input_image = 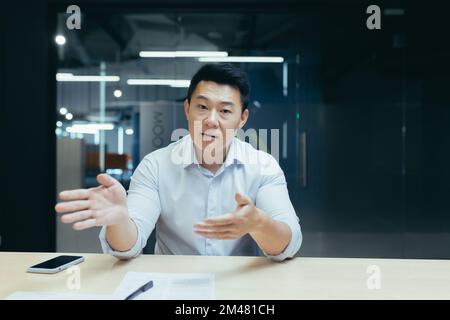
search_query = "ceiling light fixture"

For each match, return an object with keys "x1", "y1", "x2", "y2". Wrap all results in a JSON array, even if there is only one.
[
  {"x1": 139, "y1": 51, "x2": 228, "y2": 58},
  {"x1": 198, "y1": 56, "x2": 284, "y2": 63}
]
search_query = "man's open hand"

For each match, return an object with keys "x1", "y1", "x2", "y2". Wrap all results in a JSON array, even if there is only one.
[
  {"x1": 55, "y1": 174, "x2": 129, "y2": 230},
  {"x1": 194, "y1": 193, "x2": 263, "y2": 240}
]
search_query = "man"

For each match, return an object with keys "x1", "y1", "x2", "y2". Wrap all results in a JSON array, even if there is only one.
[{"x1": 56, "y1": 63, "x2": 302, "y2": 261}]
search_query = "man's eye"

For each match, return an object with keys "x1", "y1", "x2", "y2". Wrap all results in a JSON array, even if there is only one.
[
  {"x1": 198, "y1": 105, "x2": 207, "y2": 110},
  {"x1": 221, "y1": 109, "x2": 231, "y2": 114}
]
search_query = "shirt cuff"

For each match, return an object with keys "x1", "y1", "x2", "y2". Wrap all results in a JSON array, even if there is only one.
[
  {"x1": 263, "y1": 221, "x2": 302, "y2": 261},
  {"x1": 98, "y1": 222, "x2": 143, "y2": 260}
]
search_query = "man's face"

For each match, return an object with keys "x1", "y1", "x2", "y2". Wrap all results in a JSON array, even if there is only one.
[{"x1": 184, "y1": 80, "x2": 249, "y2": 158}]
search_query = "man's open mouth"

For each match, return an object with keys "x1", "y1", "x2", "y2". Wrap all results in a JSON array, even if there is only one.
[{"x1": 201, "y1": 132, "x2": 217, "y2": 139}]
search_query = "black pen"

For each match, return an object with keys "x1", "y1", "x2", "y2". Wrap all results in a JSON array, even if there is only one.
[{"x1": 124, "y1": 280, "x2": 154, "y2": 300}]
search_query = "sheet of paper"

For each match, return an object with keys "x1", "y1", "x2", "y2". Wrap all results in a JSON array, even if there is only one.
[
  {"x1": 114, "y1": 271, "x2": 215, "y2": 300},
  {"x1": 5, "y1": 271, "x2": 215, "y2": 300},
  {"x1": 4, "y1": 291, "x2": 114, "y2": 300}
]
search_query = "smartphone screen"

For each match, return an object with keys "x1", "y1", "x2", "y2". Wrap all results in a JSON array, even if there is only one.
[{"x1": 30, "y1": 255, "x2": 83, "y2": 269}]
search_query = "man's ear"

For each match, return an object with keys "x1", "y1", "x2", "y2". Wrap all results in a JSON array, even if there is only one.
[
  {"x1": 183, "y1": 99, "x2": 190, "y2": 120},
  {"x1": 239, "y1": 108, "x2": 249, "y2": 129}
]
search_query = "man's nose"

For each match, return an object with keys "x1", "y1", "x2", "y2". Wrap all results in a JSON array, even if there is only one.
[{"x1": 204, "y1": 110, "x2": 219, "y2": 127}]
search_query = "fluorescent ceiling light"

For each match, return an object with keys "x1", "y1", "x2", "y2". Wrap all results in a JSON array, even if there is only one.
[
  {"x1": 139, "y1": 51, "x2": 228, "y2": 58},
  {"x1": 127, "y1": 79, "x2": 191, "y2": 88},
  {"x1": 170, "y1": 80, "x2": 191, "y2": 88},
  {"x1": 65, "y1": 113, "x2": 73, "y2": 120},
  {"x1": 71, "y1": 123, "x2": 114, "y2": 130},
  {"x1": 66, "y1": 127, "x2": 98, "y2": 134},
  {"x1": 198, "y1": 56, "x2": 284, "y2": 63},
  {"x1": 125, "y1": 129, "x2": 134, "y2": 135},
  {"x1": 56, "y1": 73, "x2": 120, "y2": 82},
  {"x1": 57, "y1": 73, "x2": 73, "y2": 78},
  {"x1": 66, "y1": 123, "x2": 114, "y2": 134}
]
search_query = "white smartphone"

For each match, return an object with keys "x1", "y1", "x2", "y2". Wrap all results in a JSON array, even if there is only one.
[{"x1": 27, "y1": 255, "x2": 85, "y2": 274}]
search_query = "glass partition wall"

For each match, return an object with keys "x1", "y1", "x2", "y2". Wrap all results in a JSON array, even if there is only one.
[{"x1": 54, "y1": 5, "x2": 450, "y2": 258}]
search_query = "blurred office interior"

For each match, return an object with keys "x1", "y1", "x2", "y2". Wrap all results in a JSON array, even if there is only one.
[{"x1": 1, "y1": 0, "x2": 449, "y2": 258}]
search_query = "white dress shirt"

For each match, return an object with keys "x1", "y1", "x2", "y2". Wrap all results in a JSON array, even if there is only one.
[{"x1": 99, "y1": 134, "x2": 302, "y2": 261}]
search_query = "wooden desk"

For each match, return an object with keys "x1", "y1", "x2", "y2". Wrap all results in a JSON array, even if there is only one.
[{"x1": 1, "y1": 252, "x2": 450, "y2": 299}]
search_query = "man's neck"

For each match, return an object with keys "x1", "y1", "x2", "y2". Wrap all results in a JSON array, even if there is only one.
[
  {"x1": 201, "y1": 162, "x2": 221, "y2": 174},
  {"x1": 195, "y1": 143, "x2": 231, "y2": 174}
]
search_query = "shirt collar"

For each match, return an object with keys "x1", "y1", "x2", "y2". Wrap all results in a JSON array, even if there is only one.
[{"x1": 224, "y1": 137, "x2": 245, "y2": 167}]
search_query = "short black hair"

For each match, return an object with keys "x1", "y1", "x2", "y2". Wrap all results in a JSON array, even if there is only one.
[{"x1": 187, "y1": 63, "x2": 250, "y2": 111}]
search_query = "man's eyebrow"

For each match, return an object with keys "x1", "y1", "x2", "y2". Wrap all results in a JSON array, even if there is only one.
[
  {"x1": 195, "y1": 95, "x2": 235, "y2": 106},
  {"x1": 195, "y1": 95, "x2": 209, "y2": 101},
  {"x1": 220, "y1": 101, "x2": 235, "y2": 107}
]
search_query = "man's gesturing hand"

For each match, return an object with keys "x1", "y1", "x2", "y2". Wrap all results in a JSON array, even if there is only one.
[
  {"x1": 55, "y1": 173, "x2": 129, "y2": 230},
  {"x1": 194, "y1": 192, "x2": 264, "y2": 240}
]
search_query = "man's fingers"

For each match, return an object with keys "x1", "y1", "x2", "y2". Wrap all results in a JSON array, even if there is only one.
[
  {"x1": 55, "y1": 200, "x2": 90, "y2": 213},
  {"x1": 73, "y1": 219, "x2": 98, "y2": 231},
  {"x1": 194, "y1": 229, "x2": 234, "y2": 240},
  {"x1": 96, "y1": 173, "x2": 117, "y2": 188},
  {"x1": 235, "y1": 192, "x2": 251, "y2": 206},
  {"x1": 60, "y1": 210, "x2": 93, "y2": 224},
  {"x1": 194, "y1": 223, "x2": 234, "y2": 233},
  {"x1": 59, "y1": 189, "x2": 90, "y2": 201},
  {"x1": 202, "y1": 213, "x2": 234, "y2": 225}
]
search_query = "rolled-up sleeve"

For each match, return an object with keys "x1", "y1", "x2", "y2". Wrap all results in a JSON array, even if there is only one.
[
  {"x1": 255, "y1": 154, "x2": 303, "y2": 261},
  {"x1": 99, "y1": 155, "x2": 161, "y2": 259}
]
